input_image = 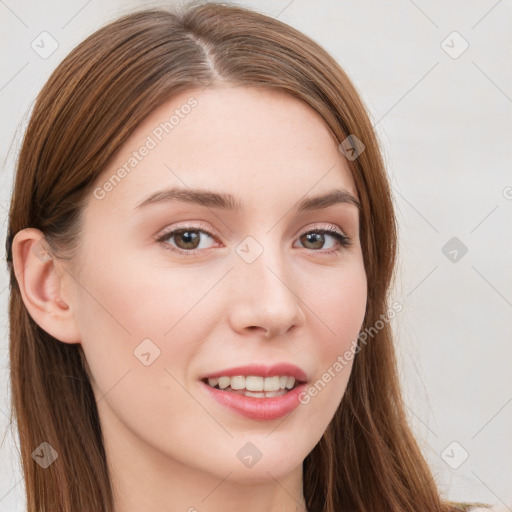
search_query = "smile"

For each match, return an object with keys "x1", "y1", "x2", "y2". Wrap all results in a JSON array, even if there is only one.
[{"x1": 203, "y1": 374, "x2": 299, "y2": 397}]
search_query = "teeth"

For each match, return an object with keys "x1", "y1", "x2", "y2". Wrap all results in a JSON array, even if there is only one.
[
  {"x1": 230, "y1": 376, "x2": 245, "y2": 390},
  {"x1": 206, "y1": 375, "x2": 299, "y2": 392},
  {"x1": 263, "y1": 376, "x2": 279, "y2": 391},
  {"x1": 245, "y1": 376, "x2": 264, "y2": 391},
  {"x1": 244, "y1": 389, "x2": 287, "y2": 398},
  {"x1": 218, "y1": 376, "x2": 230, "y2": 389},
  {"x1": 244, "y1": 391, "x2": 263, "y2": 398},
  {"x1": 264, "y1": 390, "x2": 287, "y2": 398}
]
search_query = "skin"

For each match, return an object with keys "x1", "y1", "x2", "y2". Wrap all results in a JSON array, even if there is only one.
[{"x1": 13, "y1": 85, "x2": 367, "y2": 512}]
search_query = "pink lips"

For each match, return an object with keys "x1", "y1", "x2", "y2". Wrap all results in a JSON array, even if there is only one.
[
  {"x1": 200, "y1": 363, "x2": 308, "y2": 421},
  {"x1": 200, "y1": 363, "x2": 308, "y2": 382},
  {"x1": 201, "y1": 381, "x2": 307, "y2": 420}
]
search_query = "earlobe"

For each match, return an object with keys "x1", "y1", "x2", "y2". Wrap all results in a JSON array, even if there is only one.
[{"x1": 11, "y1": 228, "x2": 81, "y2": 344}]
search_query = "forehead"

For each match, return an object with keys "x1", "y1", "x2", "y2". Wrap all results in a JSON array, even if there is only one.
[{"x1": 89, "y1": 85, "x2": 357, "y2": 215}]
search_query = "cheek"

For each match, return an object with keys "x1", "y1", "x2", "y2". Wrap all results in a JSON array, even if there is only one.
[
  {"x1": 308, "y1": 261, "x2": 367, "y2": 350},
  {"x1": 71, "y1": 249, "x2": 216, "y2": 398},
  {"x1": 299, "y1": 260, "x2": 366, "y2": 406},
  {"x1": 72, "y1": 256, "x2": 216, "y2": 450}
]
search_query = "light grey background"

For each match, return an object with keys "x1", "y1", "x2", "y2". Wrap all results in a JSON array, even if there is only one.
[{"x1": 1, "y1": 1, "x2": 511, "y2": 510}]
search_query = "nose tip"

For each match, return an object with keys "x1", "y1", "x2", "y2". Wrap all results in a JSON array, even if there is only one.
[
  {"x1": 229, "y1": 259, "x2": 306, "y2": 338},
  {"x1": 246, "y1": 323, "x2": 297, "y2": 338}
]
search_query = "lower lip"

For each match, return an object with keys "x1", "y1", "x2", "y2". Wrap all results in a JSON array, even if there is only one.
[{"x1": 200, "y1": 381, "x2": 307, "y2": 421}]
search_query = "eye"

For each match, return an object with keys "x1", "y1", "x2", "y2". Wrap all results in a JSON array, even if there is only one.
[
  {"x1": 155, "y1": 223, "x2": 218, "y2": 256},
  {"x1": 155, "y1": 223, "x2": 351, "y2": 256},
  {"x1": 295, "y1": 224, "x2": 351, "y2": 255}
]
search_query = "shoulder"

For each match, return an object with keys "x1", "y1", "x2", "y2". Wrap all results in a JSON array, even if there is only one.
[
  {"x1": 469, "y1": 504, "x2": 512, "y2": 512},
  {"x1": 444, "y1": 502, "x2": 492, "y2": 511},
  {"x1": 446, "y1": 502, "x2": 511, "y2": 512}
]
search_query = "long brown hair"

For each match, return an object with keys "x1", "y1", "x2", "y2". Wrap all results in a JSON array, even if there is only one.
[{"x1": 4, "y1": 2, "x2": 480, "y2": 511}]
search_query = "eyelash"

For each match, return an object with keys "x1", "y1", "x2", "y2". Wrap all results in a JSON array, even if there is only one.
[{"x1": 155, "y1": 222, "x2": 351, "y2": 257}]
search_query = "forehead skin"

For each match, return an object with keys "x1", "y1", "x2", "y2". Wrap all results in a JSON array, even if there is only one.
[{"x1": 85, "y1": 85, "x2": 360, "y2": 241}]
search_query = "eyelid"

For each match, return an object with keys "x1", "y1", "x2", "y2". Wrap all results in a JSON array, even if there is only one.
[
  {"x1": 301, "y1": 222, "x2": 348, "y2": 238},
  {"x1": 154, "y1": 221, "x2": 216, "y2": 240},
  {"x1": 155, "y1": 221, "x2": 351, "y2": 255},
  {"x1": 155, "y1": 221, "x2": 348, "y2": 240}
]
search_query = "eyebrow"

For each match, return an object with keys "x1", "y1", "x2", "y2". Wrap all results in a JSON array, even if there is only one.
[{"x1": 135, "y1": 187, "x2": 361, "y2": 212}]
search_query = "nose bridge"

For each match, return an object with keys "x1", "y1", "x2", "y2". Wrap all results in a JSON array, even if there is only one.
[
  {"x1": 229, "y1": 231, "x2": 306, "y2": 336},
  {"x1": 237, "y1": 229, "x2": 289, "y2": 294}
]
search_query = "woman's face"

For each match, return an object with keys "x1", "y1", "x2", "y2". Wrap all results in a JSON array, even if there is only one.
[{"x1": 65, "y1": 86, "x2": 367, "y2": 486}]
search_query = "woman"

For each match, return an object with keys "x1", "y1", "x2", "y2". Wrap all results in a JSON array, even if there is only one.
[{"x1": 3, "y1": 2, "x2": 498, "y2": 511}]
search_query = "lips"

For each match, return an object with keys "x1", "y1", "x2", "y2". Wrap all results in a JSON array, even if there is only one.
[
  {"x1": 200, "y1": 363, "x2": 308, "y2": 382},
  {"x1": 201, "y1": 380, "x2": 307, "y2": 420},
  {"x1": 199, "y1": 363, "x2": 308, "y2": 421}
]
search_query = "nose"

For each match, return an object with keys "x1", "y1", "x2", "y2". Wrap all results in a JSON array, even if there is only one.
[{"x1": 228, "y1": 245, "x2": 306, "y2": 338}]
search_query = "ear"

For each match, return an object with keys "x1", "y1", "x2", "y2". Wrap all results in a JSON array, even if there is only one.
[{"x1": 11, "y1": 228, "x2": 81, "y2": 344}]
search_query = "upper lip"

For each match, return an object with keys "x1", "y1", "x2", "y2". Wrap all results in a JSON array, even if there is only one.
[{"x1": 200, "y1": 363, "x2": 308, "y2": 383}]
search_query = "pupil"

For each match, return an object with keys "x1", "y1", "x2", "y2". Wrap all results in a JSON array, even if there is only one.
[
  {"x1": 304, "y1": 232, "x2": 323, "y2": 249},
  {"x1": 179, "y1": 230, "x2": 199, "y2": 249}
]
